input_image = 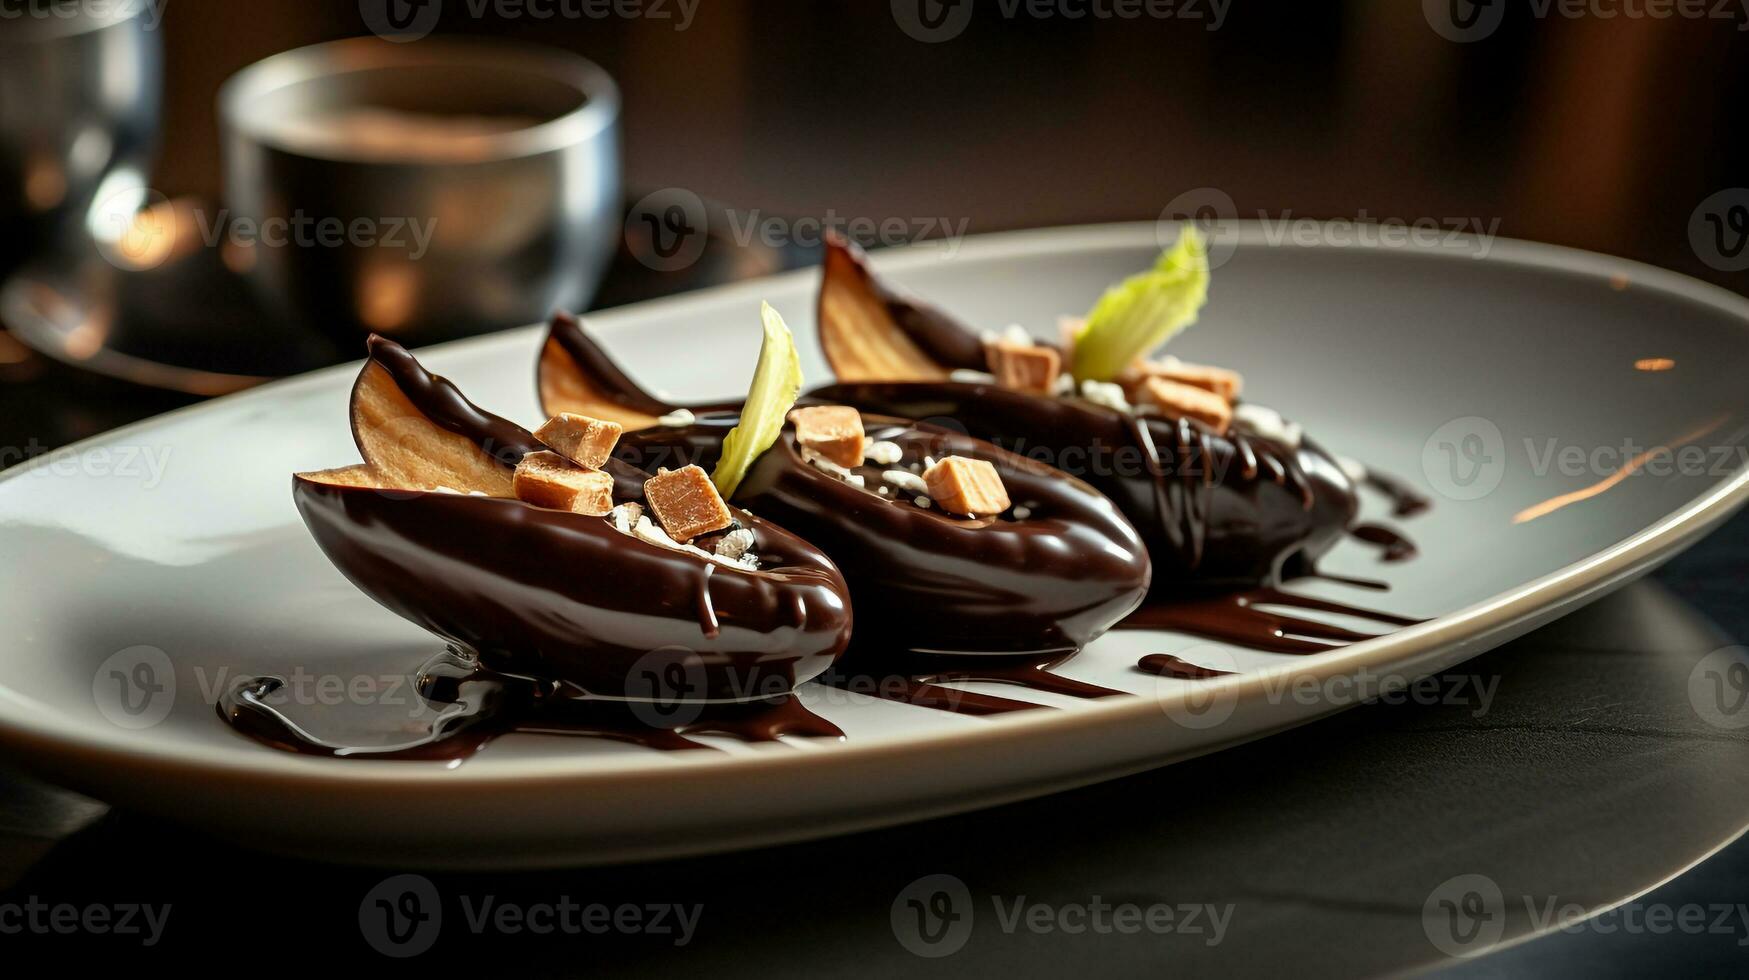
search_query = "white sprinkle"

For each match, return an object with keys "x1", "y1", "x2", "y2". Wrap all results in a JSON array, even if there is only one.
[
  {"x1": 1232, "y1": 403, "x2": 1304, "y2": 449},
  {"x1": 878, "y1": 486, "x2": 891, "y2": 495},
  {"x1": 923, "y1": 455, "x2": 938, "y2": 470},
  {"x1": 803, "y1": 450, "x2": 864, "y2": 486},
  {"x1": 714, "y1": 527, "x2": 756, "y2": 561},
  {"x1": 1012, "y1": 506, "x2": 1032, "y2": 520},
  {"x1": 608, "y1": 502, "x2": 645, "y2": 533},
  {"x1": 633, "y1": 515, "x2": 677, "y2": 548},
  {"x1": 657, "y1": 408, "x2": 696, "y2": 427},
  {"x1": 865, "y1": 440, "x2": 903, "y2": 465},
  {"x1": 883, "y1": 469, "x2": 928, "y2": 494},
  {"x1": 1078, "y1": 379, "x2": 1131, "y2": 414},
  {"x1": 1336, "y1": 455, "x2": 1368, "y2": 484},
  {"x1": 981, "y1": 323, "x2": 1034, "y2": 347},
  {"x1": 914, "y1": 495, "x2": 932, "y2": 509},
  {"x1": 949, "y1": 369, "x2": 996, "y2": 385}
]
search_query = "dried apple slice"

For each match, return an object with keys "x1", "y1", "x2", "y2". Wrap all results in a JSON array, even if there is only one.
[
  {"x1": 349, "y1": 336, "x2": 534, "y2": 497},
  {"x1": 818, "y1": 233, "x2": 988, "y2": 382},
  {"x1": 538, "y1": 311, "x2": 678, "y2": 430}
]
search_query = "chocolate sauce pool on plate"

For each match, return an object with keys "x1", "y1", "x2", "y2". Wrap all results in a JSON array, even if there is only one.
[{"x1": 218, "y1": 649, "x2": 843, "y2": 762}]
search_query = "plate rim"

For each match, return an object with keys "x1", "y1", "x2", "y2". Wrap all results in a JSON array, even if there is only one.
[{"x1": 3, "y1": 220, "x2": 1748, "y2": 788}]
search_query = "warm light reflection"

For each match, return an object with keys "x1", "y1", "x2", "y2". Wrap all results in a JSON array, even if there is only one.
[
  {"x1": 1513, "y1": 415, "x2": 1730, "y2": 524},
  {"x1": 358, "y1": 265, "x2": 419, "y2": 333},
  {"x1": 1634, "y1": 357, "x2": 1675, "y2": 372}
]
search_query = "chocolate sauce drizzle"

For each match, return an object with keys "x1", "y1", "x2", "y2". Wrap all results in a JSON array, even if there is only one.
[
  {"x1": 1119, "y1": 588, "x2": 1423, "y2": 656},
  {"x1": 218, "y1": 649, "x2": 844, "y2": 762},
  {"x1": 1350, "y1": 523, "x2": 1419, "y2": 563},
  {"x1": 1136, "y1": 654, "x2": 1235, "y2": 679}
]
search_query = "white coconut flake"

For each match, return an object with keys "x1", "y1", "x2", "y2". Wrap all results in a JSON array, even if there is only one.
[
  {"x1": 1232, "y1": 403, "x2": 1304, "y2": 449},
  {"x1": 803, "y1": 450, "x2": 864, "y2": 487},
  {"x1": 1012, "y1": 506, "x2": 1032, "y2": 520},
  {"x1": 883, "y1": 469, "x2": 928, "y2": 494},
  {"x1": 608, "y1": 502, "x2": 645, "y2": 534},
  {"x1": 864, "y1": 440, "x2": 903, "y2": 465},
  {"x1": 657, "y1": 408, "x2": 696, "y2": 427},
  {"x1": 714, "y1": 527, "x2": 756, "y2": 561},
  {"x1": 1079, "y1": 379, "x2": 1131, "y2": 414},
  {"x1": 949, "y1": 369, "x2": 996, "y2": 385},
  {"x1": 914, "y1": 495, "x2": 932, "y2": 509},
  {"x1": 1336, "y1": 455, "x2": 1368, "y2": 484},
  {"x1": 1052, "y1": 372, "x2": 1076, "y2": 396}
]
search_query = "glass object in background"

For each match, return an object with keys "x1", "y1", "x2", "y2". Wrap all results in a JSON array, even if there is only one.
[
  {"x1": 219, "y1": 36, "x2": 622, "y2": 347},
  {"x1": 0, "y1": 0, "x2": 162, "y2": 276}
]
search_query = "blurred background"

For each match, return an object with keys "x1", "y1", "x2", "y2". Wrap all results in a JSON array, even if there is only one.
[{"x1": 3, "y1": 1, "x2": 1749, "y2": 973}]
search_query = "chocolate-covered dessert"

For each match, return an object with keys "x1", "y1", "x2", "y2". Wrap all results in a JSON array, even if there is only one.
[
  {"x1": 290, "y1": 336, "x2": 854, "y2": 702},
  {"x1": 541, "y1": 309, "x2": 1152, "y2": 658}
]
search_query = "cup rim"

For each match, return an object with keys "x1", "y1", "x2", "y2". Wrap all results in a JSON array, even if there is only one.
[
  {"x1": 0, "y1": 0, "x2": 154, "y2": 43},
  {"x1": 217, "y1": 35, "x2": 621, "y2": 164}
]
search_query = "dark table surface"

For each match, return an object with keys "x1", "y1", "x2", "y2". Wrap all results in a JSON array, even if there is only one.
[{"x1": 6, "y1": 4, "x2": 1749, "y2": 973}]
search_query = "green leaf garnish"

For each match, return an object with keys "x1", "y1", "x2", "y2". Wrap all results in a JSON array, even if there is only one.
[
  {"x1": 1070, "y1": 224, "x2": 1211, "y2": 383},
  {"x1": 713, "y1": 301, "x2": 803, "y2": 498}
]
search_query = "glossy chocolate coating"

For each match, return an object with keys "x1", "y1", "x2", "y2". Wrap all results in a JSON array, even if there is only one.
[
  {"x1": 808, "y1": 381, "x2": 1358, "y2": 591},
  {"x1": 621, "y1": 414, "x2": 1151, "y2": 657},
  {"x1": 298, "y1": 339, "x2": 853, "y2": 701}
]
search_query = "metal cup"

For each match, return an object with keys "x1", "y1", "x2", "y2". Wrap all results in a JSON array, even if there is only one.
[
  {"x1": 218, "y1": 36, "x2": 621, "y2": 347},
  {"x1": 0, "y1": 0, "x2": 162, "y2": 268}
]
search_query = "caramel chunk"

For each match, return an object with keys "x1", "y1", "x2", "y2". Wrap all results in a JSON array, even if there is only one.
[
  {"x1": 644, "y1": 465, "x2": 734, "y2": 542},
  {"x1": 788, "y1": 405, "x2": 866, "y2": 469},
  {"x1": 1124, "y1": 358, "x2": 1243, "y2": 402},
  {"x1": 1138, "y1": 376, "x2": 1233, "y2": 434},
  {"x1": 923, "y1": 456, "x2": 1012, "y2": 518},
  {"x1": 533, "y1": 412, "x2": 624, "y2": 469},
  {"x1": 513, "y1": 451, "x2": 615, "y2": 515},
  {"x1": 985, "y1": 340, "x2": 1062, "y2": 395}
]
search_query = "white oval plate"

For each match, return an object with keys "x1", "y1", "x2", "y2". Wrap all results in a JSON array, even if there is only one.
[{"x1": 3, "y1": 223, "x2": 1747, "y2": 869}]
